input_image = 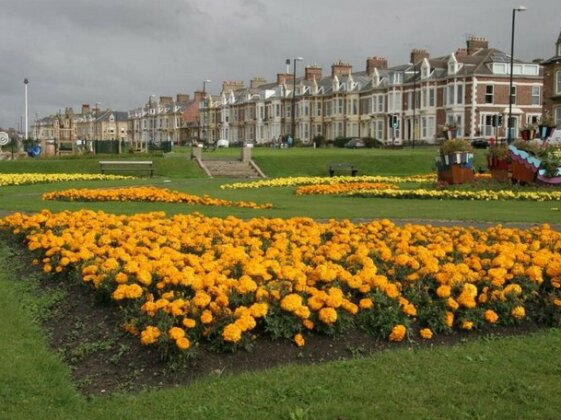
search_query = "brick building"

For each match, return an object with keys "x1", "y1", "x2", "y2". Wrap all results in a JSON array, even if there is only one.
[
  {"x1": 542, "y1": 28, "x2": 561, "y2": 127},
  {"x1": 205, "y1": 35, "x2": 543, "y2": 145}
]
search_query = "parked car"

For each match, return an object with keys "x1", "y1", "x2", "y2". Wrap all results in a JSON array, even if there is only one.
[
  {"x1": 216, "y1": 139, "x2": 229, "y2": 148},
  {"x1": 344, "y1": 138, "x2": 365, "y2": 149},
  {"x1": 471, "y1": 138, "x2": 489, "y2": 149}
]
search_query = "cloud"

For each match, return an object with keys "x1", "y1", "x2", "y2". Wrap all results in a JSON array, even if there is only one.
[{"x1": 0, "y1": 0, "x2": 559, "y2": 128}]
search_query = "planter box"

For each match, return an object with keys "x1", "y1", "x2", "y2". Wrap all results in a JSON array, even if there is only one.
[
  {"x1": 438, "y1": 165, "x2": 475, "y2": 184},
  {"x1": 511, "y1": 159, "x2": 537, "y2": 184},
  {"x1": 490, "y1": 169, "x2": 510, "y2": 182}
]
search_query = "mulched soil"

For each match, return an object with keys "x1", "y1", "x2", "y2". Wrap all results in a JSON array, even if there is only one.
[{"x1": 6, "y1": 244, "x2": 540, "y2": 397}]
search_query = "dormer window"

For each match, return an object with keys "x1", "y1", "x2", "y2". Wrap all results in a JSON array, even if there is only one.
[
  {"x1": 421, "y1": 58, "x2": 430, "y2": 79},
  {"x1": 448, "y1": 54, "x2": 459, "y2": 75}
]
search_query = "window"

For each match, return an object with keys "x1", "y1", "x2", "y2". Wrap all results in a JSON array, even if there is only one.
[
  {"x1": 377, "y1": 95, "x2": 384, "y2": 113},
  {"x1": 447, "y1": 85, "x2": 454, "y2": 105},
  {"x1": 429, "y1": 88, "x2": 435, "y2": 107},
  {"x1": 485, "y1": 85, "x2": 493, "y2": 104},
  {"x1": 375, "y1": 120, "x2": 384, "y2": 140},
  {"x1": 556, "y1": 71, "x2": 561, "y2": 95},
  {"x1": 532, "y1": 86, "x2": 541, "y2": 106},
  {"x1": 317, "y1": 102, "x2": 322, "y2": 116},
  {"x1": 456, "y1": 84, "x2": 463, "y2": 105},
  {"x1": 555, "y1": 107, "x2": 561, "y2": 128},
  {"x1": 510, "y1": 86, "x2": 517, "y2": 105},
  {"x1": 337, "y1": 98, "x2": 344, "y2": 114}
]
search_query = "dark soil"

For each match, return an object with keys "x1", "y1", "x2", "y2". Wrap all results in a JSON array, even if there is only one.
[{"x1": 3, "y1": 238, "x2": 547, "y2": 397}]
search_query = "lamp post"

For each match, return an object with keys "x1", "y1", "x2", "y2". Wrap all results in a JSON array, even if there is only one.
[
  {"x1": 289, "y1": 57, "x2": 303, "y2": 144},
  {"x1": 507, "y1": 5, "x2": 526, "y2": 144},
  {"x1": 24, "y1": 78, "x2": 29, "y2": 140}
]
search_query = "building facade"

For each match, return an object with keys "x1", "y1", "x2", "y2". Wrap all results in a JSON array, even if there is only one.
[
  {"x1": 542, "y1": 28, "x2": 561, "y2": 127},
  {"x1": 204, "y1": 36, "x2": 543, "y2": 145}
]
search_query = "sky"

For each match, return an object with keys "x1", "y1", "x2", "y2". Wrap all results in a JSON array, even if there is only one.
[{"x1": 1, "y1": 0, "x2": 560, "y2": 131}]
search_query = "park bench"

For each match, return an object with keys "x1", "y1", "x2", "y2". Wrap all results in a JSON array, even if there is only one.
[
  {"x1": 328, "y1": 162, "x2": 358, "y2": 177},
  {"x1": 99, "y1": 160, "x2": 154, "y2": 177}
]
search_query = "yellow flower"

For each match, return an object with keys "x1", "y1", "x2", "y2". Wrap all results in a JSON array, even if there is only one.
[
  {"x1": 389, "y1": 324, "x2": 406, "y2": 342},
  {"x1": 359, "y1": 298, "x2": 373, "y2": 309},
  {"x1": 318, "y1": 307, "x2": 338, "y2": 325},
  {"x1": 182, "y1": 318, "x2": 197, "y2": 329},
  {"x1": 280, "y1": 293, "x2": 303, "y2": 312},
  {"x1": 140, "y1": 326, "x2": 161, "y2": 345},
  {"x1": 461, "y1": 320, "x2": 474, "y2": 330},
  {"x1": 222, "y1": 323, "x2": 242, "y2": 343},
  {"x1": 436, "y1": 285, "x2": 451, "y2": 299},
  {"x1": 176, "y1": 337, "x2": 190, "y2": 350},
  {"x1": 511, "y1": 306, "x2": 526, "y2": 320},
  {"x1": 420, "y1": 328, "x2": 433, "y2": 340},
  {"x1": 168, "y1": 327, "x2": 186, "y2": 340},
  {"x1": 484, "y1": 310, "x2": 499, "y2": 324},
  {"x1": 200, "y1": 310, "x2": 213, "y2": 324},
  {"x1": 445, "y1": 311, "x2": 454, "y2": 328},
  {"x1": 294, "y1": 333, "x2": 305, "y2": 347}
]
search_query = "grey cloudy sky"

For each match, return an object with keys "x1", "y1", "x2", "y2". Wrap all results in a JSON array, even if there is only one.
[{"x1": 1, "y1": 0, "x2": 560, "y2": 130}]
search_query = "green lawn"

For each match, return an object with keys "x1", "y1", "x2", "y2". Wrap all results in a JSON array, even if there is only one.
[{"x1": 1, "y1": 147, "x2": 561, "y2": 419}]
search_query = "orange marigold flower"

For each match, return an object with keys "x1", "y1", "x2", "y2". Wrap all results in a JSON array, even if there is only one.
[
  {"x1": 420, "y1": 328, "x2": 433, "y2": 340},
  {"x1": 302, "y1": 319, "x2": 314, "y2": 330},
  {"x1": 222, "y1": 323, "x2": 242, "y2": 343},
  {"x1": 445, "y1": 311, "x2": 454, "y2": 328},
  {"x1": 193, "y1": 291, "x2": 212, "y2": 308},
  {"x1": 249, "y1": 302, "x2": 269, "y2": 318},
  {"x1": 280, "y1": 293, "x2": 303, "y2": 312},
  {"x1": 140, "y1": 325, "x2": 161, "y2": 345},
  {"x1": 389, "y1": 324, "x2": 407, "y2": 342},
  {"x1": 436, "y1": 285, "x2": 451, "y2": 299},
  {"x1": 182, "y1": 318, "x2": 197, "y2": 329},
  {"x1": 294, "y1": 333, "x2": 305, "y2": 347},
  {"x1": 461, "y1": 320, "x2": 474, "y2": 330},
  {"x1": 318, "y1": 307, "x2": 338, "y2": 324},
  {"x1": 200, "y1": 310, "x2": 213, "y2": 324},
  {"x1": 359, "y1": 298, "x2": 373, "y2": 309},
  {"x1": 484, "y1": 310, "x2": 499, "y2": 324},
  {"x1": 176, "y1": 337, "x2": 190, "y2": 350},
  {"x1": 168, "y1": 327, "x2": 186, "y2": 340},
  {"x1": 511, "y1": 306, "x2": 525, "y2": 320}
]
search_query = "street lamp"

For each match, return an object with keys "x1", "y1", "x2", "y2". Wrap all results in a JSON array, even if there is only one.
[
  {"x1": 507, "y1": 5, "x2": 526, "y2": 144},
  {"x1": 289, "y1": 57, "x2": 303, "y2": 143},
  {"x1": 24, "y1": 78, "x2": 29, "y2": 140}
]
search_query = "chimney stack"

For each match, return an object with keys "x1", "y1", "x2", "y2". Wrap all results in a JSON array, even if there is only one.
[
  {"x1": 410, "y1": 49, "x2": 429, "y2": 64},
  {"x1": 304, "y1": 65, "x2": 323, "y2": 81},
  {"x1": 331, "y1": 60, "x2": 353, "y2": 78},
  {"x1": 222, "y1": 80, "x2": 245, "y2": 94},
  {"x1": 81, "y1": 104, "x2": 91, "y2": 114},
  {"x1": 366, "y1": 57, "x2": 388, "y2": 75},
  {"x1": 466, "y1": 36, "x2": 489, "y2": 55},
  {"x1": 276, "y1": 73, "x2": 294, "y2": 85},
  {"x1": 159, "y1": 96, "x2": 173, "y2": 105},
  {"x1": 176, "y1": 94, "x2": 190, "y2": 104},
  {"x1": 250, "y1": 77, "x2": 268, "y2": 89}
]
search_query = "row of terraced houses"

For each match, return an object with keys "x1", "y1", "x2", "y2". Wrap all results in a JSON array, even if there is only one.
[{"x1": 33, "y1": 33, "x2": 561, "y2": 152}]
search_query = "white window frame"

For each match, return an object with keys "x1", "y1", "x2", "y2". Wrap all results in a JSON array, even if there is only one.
[
  {"x1": 531, "y1": 86, "x2": 541, "y2": 106},
  {"x1": 485, "y1": 85, "x2": 494, "y2": 104},
  {"x1": 556, "y1": 71, "x2": 561, "y2": 95},
  {"x1": 555, "y1": 107, "x2": 561, "y2": 128}
]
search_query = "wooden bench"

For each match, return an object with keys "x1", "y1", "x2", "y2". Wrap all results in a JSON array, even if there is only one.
[
  {"x1": 99, "y1": 160, "x2": 154, "y2": 177},
  {"x1": 328, "y1": 162, "x2": 358, "y2": 177}
]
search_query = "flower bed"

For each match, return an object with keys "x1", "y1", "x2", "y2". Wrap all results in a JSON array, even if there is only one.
[
  {"x1": 296, "y1": 183, "x2": 398, "y2": 196},
  {"x1": 221, "y1": 175, "x2": 434, "y2": 190},
  {"x1": 42, "y1": 186, "x2": 272, "y2": 209},
  {"x1": 349, "y1": 188, "x2": 561, "y2": 201},
  {"x1": 1, "y1": 210, "x2": 560, "y2": 357},
  {"x1": 0, "y1": 173, "x2": 132, "y2": 187}
]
